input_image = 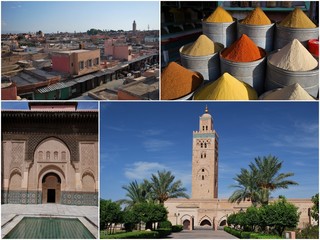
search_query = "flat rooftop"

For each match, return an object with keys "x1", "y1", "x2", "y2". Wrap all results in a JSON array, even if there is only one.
[
  {"x1": 53, "y1": 49, "x2": 93, "y2": 55},
  {"x1": 119, "y1": 76, "x2": 159, "y2": 100}
]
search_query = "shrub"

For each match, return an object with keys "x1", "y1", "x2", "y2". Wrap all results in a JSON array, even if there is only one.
[
  {"x1": 102, "y1": 230, "x2": 159, "y2": 239},
  {"x1": 172, "y1": 225, "x2": 183, "y2": 232},
  {"x1": 227, "y1": 228, "x2": 242, "y2": 238},
  {"x1": 296, "y1": 224, "x2": 319, "y2": 239},
  {"x1": 158, "y1": 220, "x2": 172, "y2": 229},
  {"x1": 156, "y1": 228, "x2": 172, "y2": 238},
  {"x1": 253, "y1": 234, "x2": 282, "y2": 239},
  {"x1": 241, "y1": 231, "x2": 251, "y2": 239},
  {"x1": 224, "y1": 226, "x2": 232, "y2": 233}
]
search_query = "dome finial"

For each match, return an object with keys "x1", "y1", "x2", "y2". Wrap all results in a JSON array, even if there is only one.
[{"x1": 205, "y1": 105, "x2": 209, "y2": 113}]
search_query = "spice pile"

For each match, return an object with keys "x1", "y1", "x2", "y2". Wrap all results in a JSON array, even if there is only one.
[
  {"x1": 161, "y1": 62, "x2": 203, "y2": 100},
  {"x1": 269, "y1": 39, "x2": 318, "y2": 71},
  {"x1": 262, "y1": 83, "x2": 314, "y2": 100},
  {"x1": 205, "y1": 6, "x2": 233, "y2": 23},
  {"x1": 194, "y1": 72, "x2": 258, "y2": 100},
  {"x1": 181, "y1": 35, "x2": 223, "y2": 57},
  {"x1": 279, "y1": 8, "x2": 317, "y2": 28},
  {"x1": 241, "y1": 7, "x2": 272, "y2": 25},
  {"x1": 221, "y1": 34, "x2": 265, "y2": 62}
]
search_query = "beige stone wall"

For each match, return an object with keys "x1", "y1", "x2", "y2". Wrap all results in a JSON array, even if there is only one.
[
  {"x1": 2, "y1": 137, "x2": 98, "y2": 196},
  {"x1": 165, "y1": 198, "x2": 313, "y2": 229},
  {"x1": 2, "y1": 140, "x2": 26, "y2": 191}
]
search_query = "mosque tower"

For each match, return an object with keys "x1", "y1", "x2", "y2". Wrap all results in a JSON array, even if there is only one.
[
  {"x1": 133, "y1": 20, "x2": 136, "y2": 33},
  {"x1": 191, "y1": 106, "x2": 219, "y2": 199}
]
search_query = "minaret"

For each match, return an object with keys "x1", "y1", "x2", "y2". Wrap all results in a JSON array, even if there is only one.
[
  {"x1": 133, "y1": 20, "x2": 137, "y2": 33},
  {"x1": 191, "y1": 106, "x2": 219, "y2": 199}
]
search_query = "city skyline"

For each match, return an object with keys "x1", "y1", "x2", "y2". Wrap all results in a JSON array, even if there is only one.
[
  {"x1": 2, "y1": 1, "x2": 159, "y2": 34},
  {"x1": 100, "y1": 102, "x2": 319, "y2": 202}
]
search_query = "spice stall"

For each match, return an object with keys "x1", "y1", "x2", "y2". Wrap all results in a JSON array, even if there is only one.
[{"x1": 160, "y1": 1, "x2": 319, "y2": 100}]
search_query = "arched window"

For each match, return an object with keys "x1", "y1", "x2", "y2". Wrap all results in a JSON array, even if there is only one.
[
  {"x1": 204, "y1": 143, "x2": 207, "y2": 148},
  {"x1": 201, "y1": 143, "x2": 203, "y2": 148},
  {"x1": 54, "y1": 151, "x2": 58, "y2": 160},
  {"x1": 202, "y1": 169, "x2": 205, "y2": 172},
  {"x1": 39, "y1": 151, "x2": 43, "y2": 161},
  {"x1": 204, "y1": 153, "x2": 206, "y2": 158},
  {"x1": 61, "y1": 151, "x2": 66, "y2": 161},
  {"x1": 202, "y1": 126, "x2": 205, "y2": 131},
  {"x1": 201, "y1": 153, "x2": 203, "y2": 158},
  {"x1": 206, "y1": 126, "x2": 208, "y2": 130},
  {"x1": 202, "y1": 175, "x2": 204, "y2": 180},
  {"x1": 46, "y1": 151, "x2": 50, "y2": 160}
]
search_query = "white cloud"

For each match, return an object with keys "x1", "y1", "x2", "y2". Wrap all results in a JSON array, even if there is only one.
[
  {"x1": 141, "y1": 129, "x2": 163, "y2": 136},
  {"x1": 143, "y1": 139, "x2": 174, "y2": 152},
  {"x1": 295, "y1": 122, "x2": 318, "y2": 134},
  {"x1": 271, "y1": 135, "x2": 318, "y2": 149},
  {"x1": 124, "y1": 161, "x2": 166, "y2": 180},
  {"x1": 124, "y1": 161, "x2": 192, "y2": 194}
]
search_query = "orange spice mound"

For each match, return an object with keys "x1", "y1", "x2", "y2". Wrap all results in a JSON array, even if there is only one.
[
  {"x1": 241, "y1": 7, "x2": 272, "y2": 25},
  {"x1": 161, "y1": 62, "x2": 203, "y2": 100},
  {"x1": 221, "y1": 34, "x2": 265, "y2": 62}
]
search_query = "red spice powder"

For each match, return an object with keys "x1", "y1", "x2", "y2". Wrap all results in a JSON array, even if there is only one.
[{"x1": 221, "y1": 34, "x2": 265, "y2": 62}]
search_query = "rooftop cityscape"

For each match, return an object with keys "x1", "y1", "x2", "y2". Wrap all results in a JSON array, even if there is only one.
[{"x1": 1, "y1": 1, "x2": 160, "y2": 100}]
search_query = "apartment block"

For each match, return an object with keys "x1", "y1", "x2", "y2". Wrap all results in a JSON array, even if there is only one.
[{"x1": 52, "y1": 49, "x2": 100, "y2": 76}]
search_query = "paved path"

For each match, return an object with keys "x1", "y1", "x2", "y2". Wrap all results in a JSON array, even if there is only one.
[
  {"x1": 1, "y1": 204, "x2": 98, "y2": 238},
  {"x1": 168, "y1": 229, "x2": 238, "y2": 239}
]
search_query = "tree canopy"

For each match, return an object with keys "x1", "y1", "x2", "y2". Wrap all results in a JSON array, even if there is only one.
[
  {"x1": 311, "y1": 193, "x2": 319, "y2": 225},
  {"x1": 229, "y1": 155, "x2": 298, "y2": 206},
  {"x1": 120, "y1": 170, "x2": 189, "y2": 206},
  {"x1": 148, "y1": 170, "x2": 189, "y2": 204}
]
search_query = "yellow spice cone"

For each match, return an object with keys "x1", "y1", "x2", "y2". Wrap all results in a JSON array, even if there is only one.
[{"x1": 194, "y1": 72, "x2": 258, "y2": 100}]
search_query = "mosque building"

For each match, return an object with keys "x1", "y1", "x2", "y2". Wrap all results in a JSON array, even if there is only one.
[{"x1": 165, "y1": 107, "x2": 313, "y2": 230}]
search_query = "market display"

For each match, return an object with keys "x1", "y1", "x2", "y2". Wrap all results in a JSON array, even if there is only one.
[{"x1": 161, "y1": 4, "x2": 319, "y2": 100}]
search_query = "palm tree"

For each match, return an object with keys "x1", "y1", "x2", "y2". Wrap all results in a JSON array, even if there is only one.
[
  {"x1": 228, "y1": 168, "x2": 261, "y2": 206},
  {"x1": 250, "y1": 155, "x2": 298, "y2": 206},
  {"x1": 229, "y1": 155, "x2": 298, "y2": 206},
  {"x1": 148, "y1": 170, "x2": 189, "y2": 204},
  {"x1": 118, "y1": 180, "x2": 151, "y2": 208}
]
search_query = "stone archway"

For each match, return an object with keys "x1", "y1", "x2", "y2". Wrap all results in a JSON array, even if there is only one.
[
  {"x1": 42, "y1": 173, "x2": 61, "y2": 203},
  {"x1": 219, "y1": 219, "x2": 227, "y2": 227},
  {"x1": 183, "y1": 219, "x2": 191, "y2": 230},
  {"x1": 200, "y1": 219, "x2": 212, "y2": 226}
]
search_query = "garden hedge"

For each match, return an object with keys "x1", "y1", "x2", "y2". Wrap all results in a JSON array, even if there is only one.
[{"x1": 102, "y1": 231, "x2": 159, "y2": 239}]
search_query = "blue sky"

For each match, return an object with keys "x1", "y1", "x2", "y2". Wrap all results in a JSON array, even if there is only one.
[
  {"x1": 1, "y1": 101, "x2": 98, "y2": 109},
  {"x1": 100, "y1": 102, "x2": 319, "y2": 202},
  {"x1": 2, "y1": 1, "x2": 159, "y2": 34}
]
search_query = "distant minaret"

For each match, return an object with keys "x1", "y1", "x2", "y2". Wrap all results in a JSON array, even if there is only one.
[{"x1": 133, "y1": 20, "x2": 137, "y2": 33}]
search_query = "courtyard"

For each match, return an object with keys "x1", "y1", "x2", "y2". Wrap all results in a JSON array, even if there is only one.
[
  {"x1": 1, "y1": 204, "x2": 98, "y2": 238},
  {"x1": 168, "y1": 229, "x2": 237, "y2": 239}
]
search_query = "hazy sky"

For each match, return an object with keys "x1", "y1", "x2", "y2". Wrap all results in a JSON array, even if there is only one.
[
  {"x1": 2, "y1": 1, "x2": 159, "y2": 34},
  {"x1": 100, "y1": 102, "x2": 319, "y2": 202}
]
